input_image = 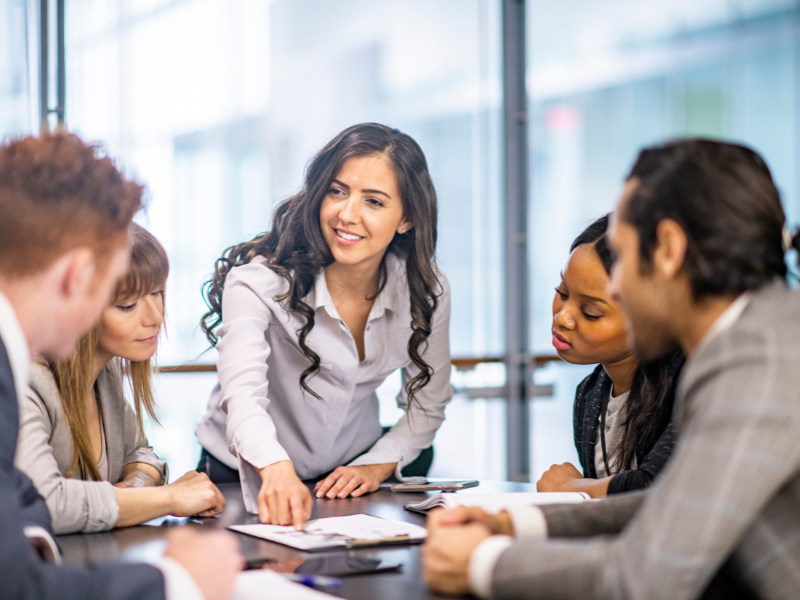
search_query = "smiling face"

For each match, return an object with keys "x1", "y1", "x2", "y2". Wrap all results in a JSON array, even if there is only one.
[
  {"x1": 551, "y1": 243, "x2": 632, "y2": 367},
  {"x1": 319, "y1": 153, "x2": 412, "y2": 272},
  {"x1": 96, "y1": 287, "x2": 165, "y2": 363}
]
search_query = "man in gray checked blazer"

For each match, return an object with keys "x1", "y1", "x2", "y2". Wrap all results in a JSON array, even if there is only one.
[{"x1": 422, "y1": 139, "x2": 800, "y2": 600}]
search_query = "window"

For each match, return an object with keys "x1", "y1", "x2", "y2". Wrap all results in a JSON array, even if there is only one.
[
  {"x1": 527, "y1": 0, "x2": 800, "y2": 476},
  {"x1": 65, "y1": 0, "x2": 506, "y2": 479},
  {"x1": 0, "y1": 0, "x2": 33, "y2": 137}
]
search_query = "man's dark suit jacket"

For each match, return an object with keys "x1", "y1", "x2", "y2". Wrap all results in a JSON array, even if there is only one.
[{"x1": 0, "y1": 338, "x2": 167, "y2": 600}]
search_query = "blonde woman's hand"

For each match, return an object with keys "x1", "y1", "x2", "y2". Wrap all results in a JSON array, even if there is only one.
[
  {"x1": 257, "y1": 460, "x2": 313, "y2": 530},
  {"x1": 314, "y1": 463, "x2": 395, "y2": 499},
  {"x1": 164, "y1": 471, "x2": 227, "y2": 517}
]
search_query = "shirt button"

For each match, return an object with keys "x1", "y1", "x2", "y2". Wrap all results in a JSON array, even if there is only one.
[{"x1": 365, "y1": 360, "x2": 371, "y2": 365}]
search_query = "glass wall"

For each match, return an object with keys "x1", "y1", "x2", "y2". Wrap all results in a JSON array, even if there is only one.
[
  {"x1": 0, "y1": 0, "x2": 33, "y2": 137},
  {"x1": 49, "y1": 0, "x2": 800, "y2": 484},
  {"x1": 65, "y1": 0, "x2": 506, "y2": 480},
  {"x1": 527, "y1": 0, "x2": 800, "y2": 477}
]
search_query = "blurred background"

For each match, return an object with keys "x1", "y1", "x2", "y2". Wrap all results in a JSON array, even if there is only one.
[{"x1": 2, "y1": 0, "x2": 799, "y2": 482}]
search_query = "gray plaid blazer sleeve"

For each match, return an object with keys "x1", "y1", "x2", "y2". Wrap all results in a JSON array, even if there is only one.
[
  {"x1": 490, "y1": 282, "x2": 800, "y2": 600},
  {"x1": 538, "y1": 491, "x2": 644, "y2": 538}
]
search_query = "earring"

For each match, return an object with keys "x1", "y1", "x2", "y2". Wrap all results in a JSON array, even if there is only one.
[{"x1": 400, "y1": 229, "x2": 406, "y2": 234}]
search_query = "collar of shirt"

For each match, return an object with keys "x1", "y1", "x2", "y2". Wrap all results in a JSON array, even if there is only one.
[
  {"x1": 0, "y1": 290, "x2": 31, "y2": 402},
  {"x1": 306, "y1": 252, "x2": 405, "y2": 322},
  {"x1": 694, "y1": 291, "x2": 753, "y2": 356}
]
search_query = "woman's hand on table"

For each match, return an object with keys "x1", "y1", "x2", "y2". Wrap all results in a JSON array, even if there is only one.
[
  {"x1": 314, "y1": 463, "x2": 396, "y2": 499},
  {"x1": 536, "y1": 461, "x2": 611, "y2": 498},
  {"x1": 114, "y1": 470, "x2": 224, "y2": 527},
  {"x1": 258, "y1": 460, "x2": 313, "y2": 530},
  {"x1": 164, "y1": 471, "x2": 227, "y2": 517}
]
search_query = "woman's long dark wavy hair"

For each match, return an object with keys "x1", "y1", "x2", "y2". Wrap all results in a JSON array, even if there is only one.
[
  {"x1": 572, "y1": 214, "x2": 684, "y2": 472},
  {"x1": 201, "y1": 123, "x2": 442, "y2": 406}
]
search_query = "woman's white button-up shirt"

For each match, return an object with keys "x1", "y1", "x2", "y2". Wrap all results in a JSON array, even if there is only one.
[{"x1": 196, "y1": 253, "x2": 453, "y2": 512}]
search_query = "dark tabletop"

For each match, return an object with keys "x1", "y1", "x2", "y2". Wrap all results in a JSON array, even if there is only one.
[{"x1": 56, "y1": 480, "x2": 537, "y2": 600}]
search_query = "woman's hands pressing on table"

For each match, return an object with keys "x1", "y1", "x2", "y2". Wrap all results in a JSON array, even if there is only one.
[
  {"x1": 255, "y1": 461, "x2": 396, "y2": 531},
  {"x1": 314, "y1": 463, "x2": 396, "y2": 499}
]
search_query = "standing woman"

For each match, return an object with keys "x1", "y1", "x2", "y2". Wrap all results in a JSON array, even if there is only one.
[
  {"x1": 16, "y1": 224, "x2": 226, "y2": 534},
  {"x1": 196, "y1": 123, "x2": 452, "y2": 527},
  {"x1": 538, "y1": 214, "x2": 684, "y2": 497}
]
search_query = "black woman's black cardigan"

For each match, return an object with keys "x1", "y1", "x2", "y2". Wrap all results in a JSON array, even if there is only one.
[{"x1": 572, "y1": 352, "x2": 684, "y2": 494}]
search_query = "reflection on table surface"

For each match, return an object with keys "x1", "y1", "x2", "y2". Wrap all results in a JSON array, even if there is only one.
[{"x1": 56, "y1": 480, "x2": 537, "y2": 600}]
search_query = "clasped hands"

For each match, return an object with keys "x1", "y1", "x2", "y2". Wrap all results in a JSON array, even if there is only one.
[{"x1": 421, "y1": 506, "x2": 514, "y2": 596}]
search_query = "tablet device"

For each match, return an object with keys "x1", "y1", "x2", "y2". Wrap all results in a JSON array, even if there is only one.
[{"x1": 390, "y1": 480, "x2": 479, "y2": 493}]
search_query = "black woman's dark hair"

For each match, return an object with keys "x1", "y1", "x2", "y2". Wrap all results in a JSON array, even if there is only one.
[
  {"x1": 201, "y1": 123, "x2": 442, "y2": 406},
  {"x1": 624, "y1": 138, "x2": 798, "y2": 299},
  {"x1": 573, "y1": 214, "x2": 684, "y2": 472}
]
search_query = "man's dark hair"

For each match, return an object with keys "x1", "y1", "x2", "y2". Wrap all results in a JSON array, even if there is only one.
[{"x1": 623, "y1": 139, "x2": 788, "y2": 299}]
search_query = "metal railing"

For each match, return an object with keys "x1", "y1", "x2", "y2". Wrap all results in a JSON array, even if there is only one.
[{"x1": 157, "y1": 354, "x2": 563, "y2": 400}]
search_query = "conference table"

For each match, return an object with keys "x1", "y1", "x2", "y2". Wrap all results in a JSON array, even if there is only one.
[{"x1": 57, "y1": 480, "x2": 538, "y2": 600}]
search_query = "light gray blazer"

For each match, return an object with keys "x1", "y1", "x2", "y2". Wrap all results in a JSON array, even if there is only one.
[
  {"x1": 492, "y1": 280, "x2": 800, "y2": 600},
  {"x1": 14, "y1": 360, "x2": 167, "y2": 534}
]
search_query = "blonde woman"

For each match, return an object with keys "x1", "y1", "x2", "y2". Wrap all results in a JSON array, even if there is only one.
[{"x1": 15, "y1": 224, "x2": 225, "y2": 534}]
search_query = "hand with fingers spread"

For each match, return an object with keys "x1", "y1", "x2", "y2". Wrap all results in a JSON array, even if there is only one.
[
  {"x1": 257, "y1": 460, "x2": 313, "y2": 529},
  {"x1": 427, "y1": 506, "x2": 514, "y2": 536},
  {"x1": 313, "y1": 463, "x2": 395, "y2": 499}
]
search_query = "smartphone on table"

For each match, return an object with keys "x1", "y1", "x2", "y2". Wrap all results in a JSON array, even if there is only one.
[{"x1": 389, "y1": 480, "x2": 479, "y2": 493}]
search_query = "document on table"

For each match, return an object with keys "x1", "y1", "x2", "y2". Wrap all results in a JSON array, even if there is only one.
[
  {"x1": 405, "y1": 491, "x2": 591, "y2": 514},
  {"x1": 229, "y1": 513, "x2": 427, "y2": 551},
  {"x1": 233, "y1": 570, "x2": 336, "y2": 599}
]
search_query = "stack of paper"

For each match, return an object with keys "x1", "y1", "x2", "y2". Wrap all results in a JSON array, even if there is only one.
[{"x1": 405, "y1": 491, "x2": 591, "y2": 514}]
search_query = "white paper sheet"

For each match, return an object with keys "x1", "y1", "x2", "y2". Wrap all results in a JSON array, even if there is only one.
[
  {"x1": 232, "y1": 570, "x2": 337, "y2": 599},
  {"x1": 229, "y1": 513, "x2": 427, "y2": 551}
]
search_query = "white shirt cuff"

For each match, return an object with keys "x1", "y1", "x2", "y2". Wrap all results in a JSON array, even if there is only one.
[
  {"x1": 348, "y1": 434, "x2": 407, "y2": 469},
  {"x1": 506, "y1": 505, "x2": 548, "y2": 539},
  {"x1": 156, "y1": 556, "x2": 205, "y2": 600},
  {"x1": 230, "y1": 415, "x2": 290, "y2": 470},
  {"x1": 468, "y1": 535, "x2": 514, "y2": 599}
]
